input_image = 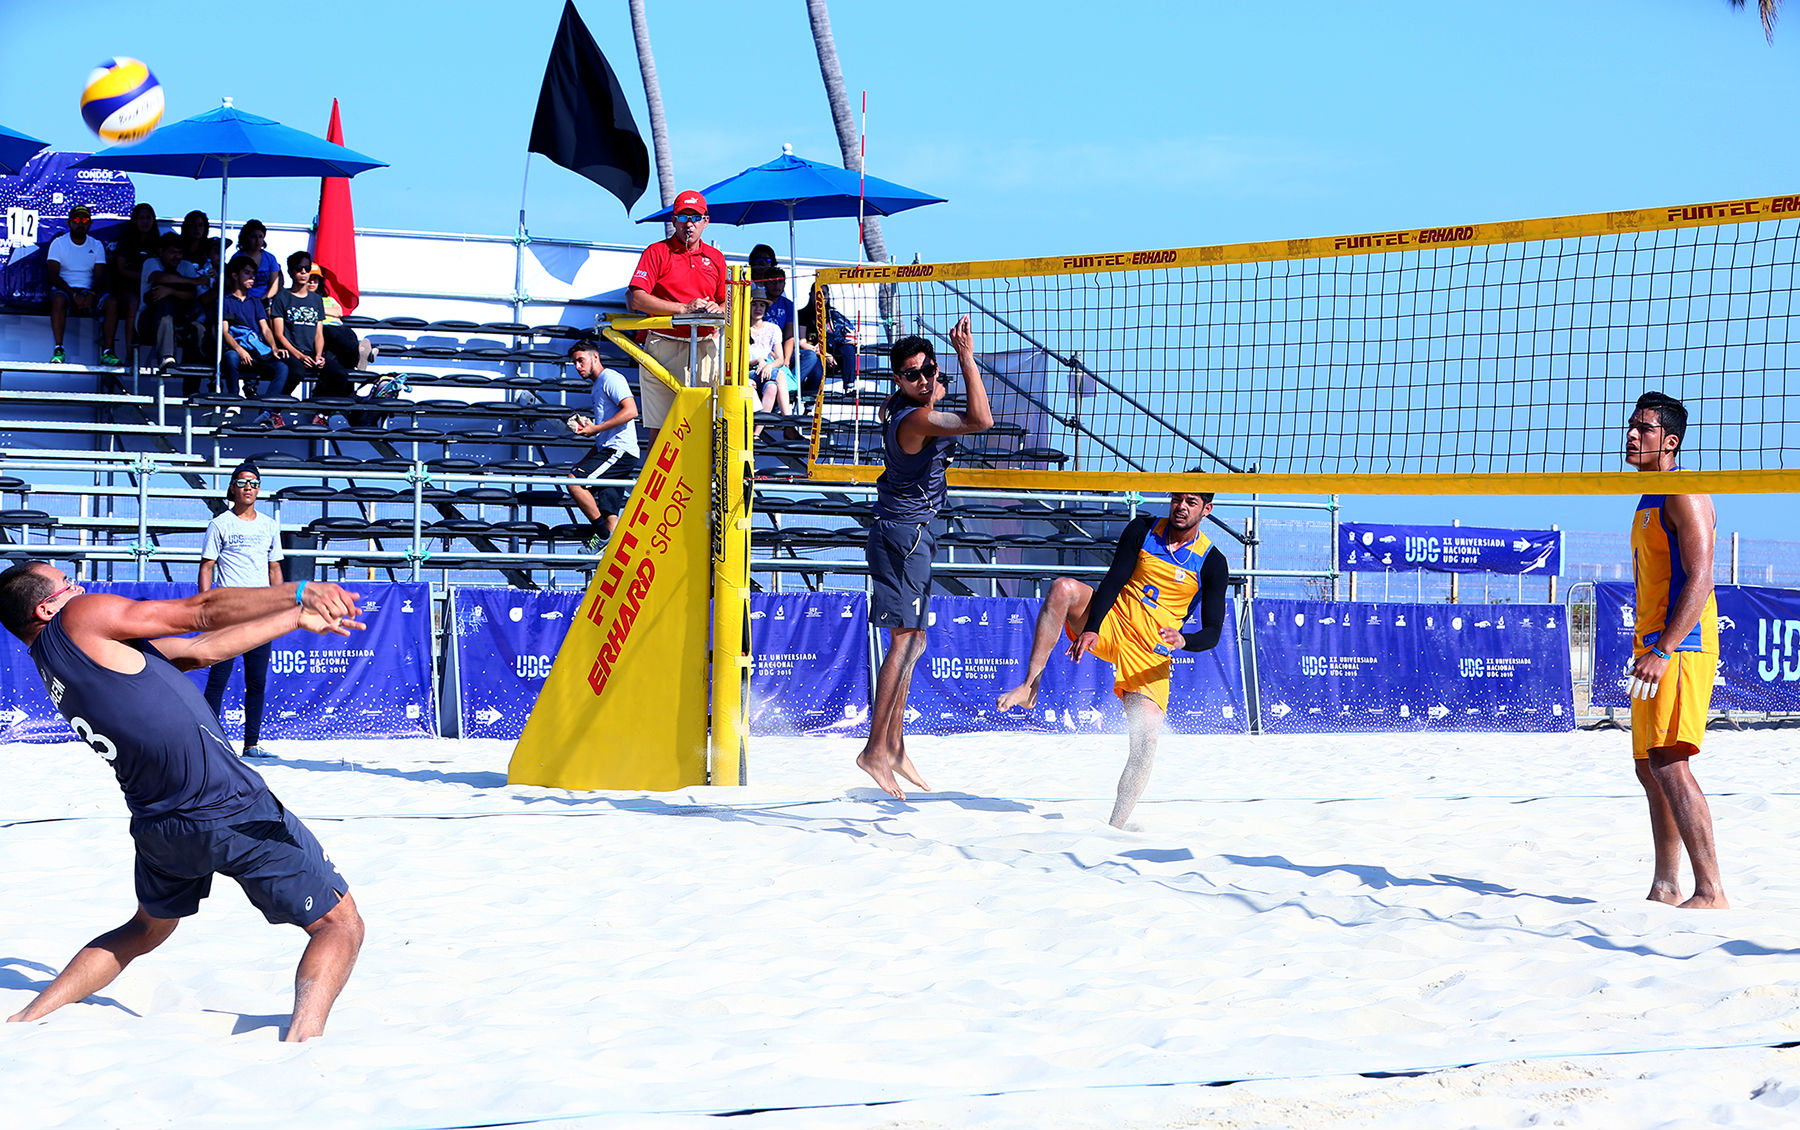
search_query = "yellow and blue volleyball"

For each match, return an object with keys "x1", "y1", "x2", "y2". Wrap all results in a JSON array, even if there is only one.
[{"x1": 80, "y1": 58, "x2": 165, "y2": 146}]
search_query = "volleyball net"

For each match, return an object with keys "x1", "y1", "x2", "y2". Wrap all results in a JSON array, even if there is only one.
[{"x1": 811, "y1": 193, "x2": 1800, "y2": 495}]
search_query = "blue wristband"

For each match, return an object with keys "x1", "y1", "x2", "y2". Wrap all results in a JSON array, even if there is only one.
[
  {"x1": 296, "y1": 580, "x2": 306, "y2": 606},
  {"x1": 1650, "y1": 646, "x2": 1670, "y2": 660}
]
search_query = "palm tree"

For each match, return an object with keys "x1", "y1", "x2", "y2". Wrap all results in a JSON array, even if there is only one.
[
  {"x1": 804, "y1": 0, "x2": 887, "y2": 268},
  {"x1": 1729, "y1": 0, "x2": 1782, "y2": 40},
  {"x1": 628, "y1": 0, "x2": 676, "y2": 235}
]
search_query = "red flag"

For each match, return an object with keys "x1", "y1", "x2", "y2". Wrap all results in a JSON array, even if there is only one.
[{"x1": 311, "y1": 99, "x2": 361, "y2": 314}]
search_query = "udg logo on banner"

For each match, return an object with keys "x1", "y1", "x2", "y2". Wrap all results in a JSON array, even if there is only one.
[{"x1": 1760, "y1": 619, "x2": 1800, "y2": 682}]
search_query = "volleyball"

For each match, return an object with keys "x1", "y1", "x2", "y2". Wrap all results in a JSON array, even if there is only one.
[{"x1": 80, "y1": 57, "x2": 165, "y2": 145}]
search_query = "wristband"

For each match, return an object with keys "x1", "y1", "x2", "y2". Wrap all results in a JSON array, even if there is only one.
[
  {"x1": 296, "y1": 580, "x2": 307, "y2": 606},
  {"x1": 1650, "y1": 646, "x2": 1670, "y2": 660}
]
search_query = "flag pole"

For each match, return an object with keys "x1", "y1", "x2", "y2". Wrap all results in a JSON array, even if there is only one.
[{"x1": 513, "y1": 153, "x2": 532, "y2": 332}]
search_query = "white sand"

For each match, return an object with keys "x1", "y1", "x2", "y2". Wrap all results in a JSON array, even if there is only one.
[{"x1": 6, "y1": 725, "x2": 1800, "y2": 1129}]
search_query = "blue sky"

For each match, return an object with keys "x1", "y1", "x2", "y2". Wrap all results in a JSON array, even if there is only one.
[{"x1": 2, "y1": 0, "x2": 1796, "y2": 545}]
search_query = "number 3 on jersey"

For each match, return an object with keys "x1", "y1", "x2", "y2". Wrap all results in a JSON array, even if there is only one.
[{"x1": 69, "y1": 715, "x2": 119, "y2": 763}]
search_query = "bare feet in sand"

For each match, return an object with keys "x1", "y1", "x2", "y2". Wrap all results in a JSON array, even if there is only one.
[
  {"x1": 894, "y1": 750, "x2": 930, "y2": 792},
  {"x1": 856, "y1": 750, "x2": 905, "y2": 799},
  {"x1": 996, "y1": 682, "x2": 1037, "y2": 713},
  {"x1": 1679, "y1": 891, "x2": 1730, "y2": 909},
  {"x1": 1647, "y1": 880, "x2": 1681, "y2": 906}
]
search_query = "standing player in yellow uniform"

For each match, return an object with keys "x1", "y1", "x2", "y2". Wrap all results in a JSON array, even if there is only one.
[
  {"x1": 997, "y1": 491, "x2": 1230, "y2": 827},
  {"x1": 1625, "y1": 391, "x2": 1726, "y2": 908}
]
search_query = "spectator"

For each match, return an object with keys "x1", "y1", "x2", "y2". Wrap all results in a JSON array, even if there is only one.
[
  {"x1": 311, "y1": 265, "x2": 376, "y2": 371},
  {"x1": 271, "y1": 251, "x2": 353, "y2": 400},
  {"x1": 199, "y1": 461, "x2": 284, "y2": 760},
  {"x1": 747, "y1": 243, "x2": 779, "y2": 275},
  {"x1": 216, "y1": 255, "x2": 288, "y2": 399},
  {"x1": 563, "y1": 340, "x2": 639, "y2": 554},
  {"x1": 747, "y1": 290, "x2": 794, "y2": 431},
  {"x1": 801, "y1": 284, "x2": 862, "y2": 393},
  {"x1": 176, "y1": 210, "x2": 218, "y2": 300},
  {"x1": 754, "y1": 266, "x2": 799, "y2": 375},
  {"x1": 137, "y1": 234, "x2": 202, "y2": 371},
  {"x1": 627, "y1": 188, "x2": 727, "y2": 436},
  {"x1": 236, "y1": 220, "x2": 281, "y2": 303},
  {"x1": 46, "y1": 204, "x2": 120, "y2": 366},
  {"x1": 110, "y1": 203, "x2": 160, "y2": 351}
]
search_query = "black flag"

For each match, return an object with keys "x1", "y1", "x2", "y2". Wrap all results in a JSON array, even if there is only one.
[{"x1": 528, "y1": 0, "x2": 650, "y2": 210}]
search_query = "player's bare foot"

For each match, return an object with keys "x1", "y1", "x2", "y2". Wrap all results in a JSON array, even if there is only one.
[
  {"x1": 996, "y1": 682, "x2": 1037, "y2": 713},
  {"x1": 893, "y1": 751, "x2": 930, "y2": 792},
  {"x1": 1679, "y1": 891, "x2": 1730, "y2": 909},
  {"x1": 1646, "y1": 880, "x2": 1681, "y2": 905},
  {"x1": 856, "y1": 750, "x2": 905, "y2": 799}
]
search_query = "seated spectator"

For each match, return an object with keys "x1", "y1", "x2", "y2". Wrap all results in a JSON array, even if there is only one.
[
  {"x1": 754, "y1": 266, "x2": 809, "y2": 389},
  {"x1": 236, "y1": 219, "x2": 281, "y2": 304},
  {"x1": 271, "y1": 250, "x2": 354, "y2": 400},
  {"x1": 800, "y1": 284, "x2": 861, "y2": 393},
  {"x1": 138, "y1": 234, "x2": 203, "y2": 371},
  {"x1": 311, "y1": 264, "x2": 377, "y2": 370},
  {"x1": 176, "y1": 210, "x2": 219, "y2": 330},
  {"x1": 747, "y1": 291, "x2": 794, "y2": 433},
  {"x1": 110, "y1": 202, "x2": 160, "y2": 350},
  {"x1": 214, "y1": 254, "x2": 288, "y2": 399},
  {"x1": 46, "y1": 204, "x2": 120, "y2": 365},
  {"x1": 747, "y1": 243, "x2": 779, "y2": 275}
]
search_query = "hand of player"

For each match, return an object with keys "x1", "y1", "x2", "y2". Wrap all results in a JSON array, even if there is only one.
[
  {"x1": 1158, "y1": 626, "x2": 1186, "y2": 648},
  {"x1": 299, "y1": 608, "x2": 366, "y2": 637},
  {"x1": 299, "y1": 581, "x2": 360, "y2": 622},
  {"x1": 1628, "y1": 650, "x2": 1669, "y2": 700},
  {"x1": 1067, "y1": 630, "x2": 1098, "y2": 663},
  {"x1": 949, "y1": 314, "x2": 973, "y2": 354}
]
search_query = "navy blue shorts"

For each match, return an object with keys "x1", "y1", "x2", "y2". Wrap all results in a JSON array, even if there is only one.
[
  {"x1": 571, "y1": 447, "x2": 640, "y2": 518},
  {"x1": 867, "y1": 519, "x2": 935, "y2": 630},
  {"x1": 132, "y1": 793, "x2": 347, "y2": 927}
]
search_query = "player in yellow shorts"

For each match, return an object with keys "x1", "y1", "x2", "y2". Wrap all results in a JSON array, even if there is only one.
[
  {"x1": 1624, "y1": 391, "x2": 1726, "y2": 909},
  {"x1": 997, "y1": 489, "x2": 1229, "y2": 827}
]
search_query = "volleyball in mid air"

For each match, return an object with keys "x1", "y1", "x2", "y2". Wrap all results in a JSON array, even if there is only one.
[{"x1": 80, "y1": 58, "x2": 165, "y2": 145}]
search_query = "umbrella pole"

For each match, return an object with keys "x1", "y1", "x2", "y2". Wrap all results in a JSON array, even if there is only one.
[
  {"x1": 788, "y1": 204, "x2": 800, "y2": 414},
  {"x1": 215, "y1": 165, "x2": 229, "y2": 396}
]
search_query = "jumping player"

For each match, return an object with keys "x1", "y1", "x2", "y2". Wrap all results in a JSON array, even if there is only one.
[
  {"x1": 0, "y1": 561, "x2": 368, "y2": 1039},
  {"x1": 855, "y1": 315, "x2": 992, "y2": 799},
  {"x1": 997, "y1": 490, "x2": 1230, "y2": 827},
  {"x1": 1624, "y1": 391, "x2": 1727, "y2": 908}
]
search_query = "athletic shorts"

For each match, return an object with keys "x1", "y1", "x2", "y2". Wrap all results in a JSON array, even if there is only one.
[
  {"x1": 1067, "y1": 614, "x2": 1173, "y2": 714},
  {"x1": 640, "y1": 333, "x2": 719, "y2": 429},
  {"x1": 1631, "y1": 650, "x2": 1718, "y2": 759},
  {"x1": 131, "y1": 793, "x2": 347, "y2": 926},
  {"x1": 571, "y1": 447, "x2": 640, "y2": 517},
  {"x1": 867, "y1": 519, "x2": 935, "y2": 631}
]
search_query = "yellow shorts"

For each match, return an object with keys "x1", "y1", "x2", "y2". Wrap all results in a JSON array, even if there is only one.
[
  {"x1": 1631, "y1": 650, "x2": 1718, "y2": 759},
  {"x1": 1068, "y1": 616, "x2": 1172, "y2": 713}
]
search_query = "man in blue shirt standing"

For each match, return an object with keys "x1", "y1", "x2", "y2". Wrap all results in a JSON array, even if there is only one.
[
  {"x1": 564, "y1": 340, "x2": 640, "y2": 554},
  {"x1": 0, "y1": 559, "x2": 365, "y2": 1041}
]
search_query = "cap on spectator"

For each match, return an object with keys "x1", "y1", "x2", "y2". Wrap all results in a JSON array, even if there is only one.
[
  {"x1": 226, "y1": 460, "x2": 259, "y2": 496},
  {"x1": 307, "y1": 265, "x2": 323, "y2": 277},
  {"x1": 672, "y1": 189, "x2": 708, "y2": 216},
  {"x1": 69, "y1": 204, "x2": 91, "y2": 220}
]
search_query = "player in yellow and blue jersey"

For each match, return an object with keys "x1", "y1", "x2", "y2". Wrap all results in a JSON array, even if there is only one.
[
  {"x1": 997, "y1": 490, "x2": 1230, "y2": 827},
  {"x1": 1625, "y1": 391, "x2": 1726, "y2": 909}
]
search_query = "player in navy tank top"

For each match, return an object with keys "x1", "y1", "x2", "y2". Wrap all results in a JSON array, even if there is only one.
[
  {"x1": 856, "y1": 315, "x2": 993, "y2": 800},
  {"x1": 0, "y1": 560, "x2": 368, "y2": 1040}
]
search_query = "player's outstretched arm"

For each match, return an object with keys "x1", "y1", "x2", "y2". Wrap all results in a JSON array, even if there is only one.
[
  {"x1": 904, "y1": 316, "x2": 995, "y2": 441},
  {"x1": 151, "y1": 606, "x2": 367, "y2": 671},
  {"x1": 61, "y1": 582, "x2": 359, "y2": 650}
]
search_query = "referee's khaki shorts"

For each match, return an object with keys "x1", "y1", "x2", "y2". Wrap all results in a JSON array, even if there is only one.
[{"x1": 639, "y1": 333, "x2": 719, "y2": 429}]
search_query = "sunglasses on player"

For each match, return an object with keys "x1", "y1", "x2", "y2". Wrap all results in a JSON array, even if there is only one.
[{"x1": 894, "y1": 360, "x2": 940, "y2": 382}]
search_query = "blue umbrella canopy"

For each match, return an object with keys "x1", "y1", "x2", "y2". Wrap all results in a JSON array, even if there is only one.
[
  {"x1": 72, "y1": 101, "x2": 385, "y2": 179},
  {"x1": 0, "y1": 123, "x2": 49, "y2": 177},
  {"x1": 638, "y1": 150, "x2": 943, "y2": 225}
]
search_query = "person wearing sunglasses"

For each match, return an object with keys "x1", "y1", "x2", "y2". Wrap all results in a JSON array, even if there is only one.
[
  {"x1": 199, "y1": 462, "x2": 285, "y2": 759},
  {"x1": 627, "y1": 189, "x2": 728, "y2": 441},
  {"x1": 855, "y1": 315, "x2": 993, "y2": 800},
  {"x1": 0, "y1": 558, "x2": 365, "y2": 1042}
]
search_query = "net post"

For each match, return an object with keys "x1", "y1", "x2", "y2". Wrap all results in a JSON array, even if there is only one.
[{"x1": 710, "y1": 266, "x2": 754, "y2": 787}]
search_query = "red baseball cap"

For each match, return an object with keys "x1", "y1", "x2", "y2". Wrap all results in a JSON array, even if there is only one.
[{"x1": 672, "y1": 190, "x2": 708, "y2": 216}]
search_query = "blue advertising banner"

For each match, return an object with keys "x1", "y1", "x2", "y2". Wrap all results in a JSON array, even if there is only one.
[
  {"x1": 0, "y1": 580, "x2": 434, "y2": 743},
  {"x1": 1341, "y1": 523, "x2": 1561, "y2": 576},
  {"x1": 1252, "y1": 599, "x2": 1573, "y2": 733},
  {"x1": 749, "y1": 592, "x2": 870, "y2": 735},
  {"x1": 451, "y1": 586, "x2": 585, "y2": 740},
  {"x1": 1, "y1": 152, "x2": 136, "y2": 302},
  {"x1": 1591, "y1": 582, "x2": 1800, "y2": 712},
  {"x1": 904, "y1": 594, "x2": 1250, "y2": 735}
]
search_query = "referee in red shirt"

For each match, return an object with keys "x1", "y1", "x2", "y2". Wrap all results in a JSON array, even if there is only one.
[{"x1": 628, "y1": 189, "x2": 729, "y2": 436}]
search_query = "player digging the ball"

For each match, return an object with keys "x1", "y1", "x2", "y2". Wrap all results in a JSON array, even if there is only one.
[
  {"x1": 0, "y1": 562, "x2": 367, "y2": 1040},
  {"x1": 997, "y1": 489, "x2": 1230, "y2": 828}
]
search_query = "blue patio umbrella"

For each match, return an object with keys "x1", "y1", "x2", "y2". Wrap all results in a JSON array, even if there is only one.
[
  {"x1": 0, "y1": 123, "x2": 49, "y2": 176},
  {"x1": 639, "y1": 147, "x2": 944, "y2": 375},
  {"x1": 74, "y1": 99, "x2": 386, "y2": 382}
]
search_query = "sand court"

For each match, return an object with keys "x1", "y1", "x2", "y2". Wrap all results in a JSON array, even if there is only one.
[{"x1": 6, "y1": 728, "x2": 1800, "y2": 1128}]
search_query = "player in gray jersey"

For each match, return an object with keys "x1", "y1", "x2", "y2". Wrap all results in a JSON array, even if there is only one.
[{"x1": 0, "y1": 561, "x2": 365, "y2": 1041}]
